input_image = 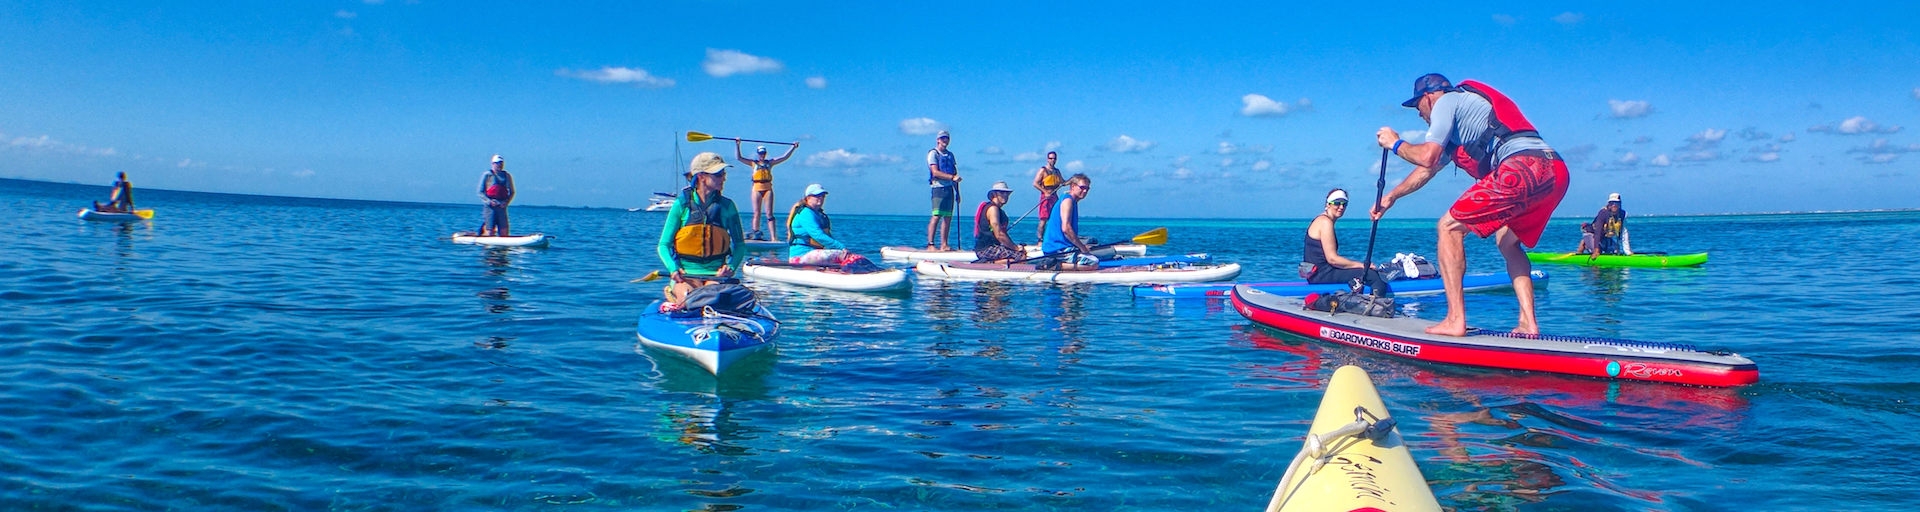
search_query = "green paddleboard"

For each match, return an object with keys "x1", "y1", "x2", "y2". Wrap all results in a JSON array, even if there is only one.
[{"x1": 1525, "y1": 251, "x2": 1709, "y2": 268}]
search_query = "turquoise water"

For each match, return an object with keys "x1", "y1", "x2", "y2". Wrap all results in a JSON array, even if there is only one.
[{"x1": 4, "y1": 177, "x2": 1918, "y2": 510}]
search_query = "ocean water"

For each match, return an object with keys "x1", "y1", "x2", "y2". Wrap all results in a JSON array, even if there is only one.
[{"x1": 4, "y1": 177, "x2": 1918, "y2": 511}]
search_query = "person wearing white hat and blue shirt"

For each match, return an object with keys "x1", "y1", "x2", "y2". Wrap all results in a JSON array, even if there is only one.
[
  {"x1": 736, "y1": 139, "x2": 799, "y2": 242},
  {"x1": 926, "y1": 130, "x2": 961, "y2": 251},
  {"x1": 785, "y1": 183, "x2": 853, "y2": 266},
  {"x1": 1592, "y1": 192, "x2": 1631, "y2": 255},
  {"x1": 1303, "y1": 188, "x2": 1392, "y2": 295},
  {"x1": 476, "y1": 154, "x2": 515, "y2": 237},
  {"x1": 972, "y1": 181, "x2": 1024, "y2": 263}
]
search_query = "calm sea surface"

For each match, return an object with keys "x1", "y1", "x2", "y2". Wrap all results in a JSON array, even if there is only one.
[{"x1": 4, "y1": 177, "x2": 1918, "y2": 510}]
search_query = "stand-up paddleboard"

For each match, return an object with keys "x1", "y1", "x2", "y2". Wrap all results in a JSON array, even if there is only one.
[
  {"x1": 78, "y1": 208, "x2": 154, "y2": 222},
  {"x1": 1265, "y1": 365, "x2": 1440, "y2": 512},
  {"x1": 450, "y1": 232, "x2": 553, "y2": 248},
  {"x1": 915, "y1": 261, "x2": 1240, "y2": 284},
  {"x1": 742, "y1": 263, "x2": 910, "y2": 292},
  {"x1": 880, "y1": 243, "x2": 1150, "y2": 262},
  {"x1": 1133, "y1": 271, "x2": 1543, "y2": 299},
  {"x1": 1230, "y1": 285, "x2": 1758, "y2": 387},
  {"x1": 1527, "y1": 251, "x2": 1708, "y2": 268},
  {"x1": 739, "y1": 239, "x2": 788, "y2": 252},
  {"x1": 635, "y1": 301, "x2": 780, "y2": 375}
]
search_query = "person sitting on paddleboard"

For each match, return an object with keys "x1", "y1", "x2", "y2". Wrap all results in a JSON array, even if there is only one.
[
  {"x1": 1038, "y1": 174, "x2": 1098, "y2": 271},
  {"x1": 1576, "y1": 222, "x2": 1599, "y2": 255},
  {"x1": 1031, "y1": 151, "x2": 1064, "y2": 243},
  {"x1": 737, "y1": 140, "x2": 798, "y2": 243},
  {"x1": 1372, "y1": 73, "x2": 1568, "y2": 336},
  {"x1": 93, "y1": 171, "x2": 135, "y2": 213},
  {"x1": 973, "y1": 181, "x2": 1024, "y2": 263},
  {"x1": 1303, "y1": 189, "x2": 1393, "y2": 296},
  {"x1": 926, "y1": 130, "x2": 961, "y2": 251},
  {"x1": 1592, "y1": 193, "x2": 1631, "y2": 256},
  {"x1": 658, "y1": 152, "x2": 746, "y2": 308},
  {"x1": 477, "y1": 155, "x2": 515, "y2": 237},
  {"x1": 786, "y1": 183, "x2": 869, "y2": 268}
]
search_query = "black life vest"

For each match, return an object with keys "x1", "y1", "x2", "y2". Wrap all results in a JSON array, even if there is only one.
[
  {"x1": 785, "y1": 203, "x2": 831, "y2": 249},
  {"x1": 1450, "y1": 80, "x2": 1540, "y2": 179},
  {"x1": 672, "y1": 187, "x2": 732, "y2": 264},
  {"x1": 972, "y1": 201, "x2": 1009, "y2": 251}
]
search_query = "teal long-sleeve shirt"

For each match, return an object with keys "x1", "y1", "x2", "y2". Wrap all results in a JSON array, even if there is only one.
[
  {"x1": 786, "y1": 207, "x2": 845, "y2": 259},
  {"x1": 657, "y1": 191, "x2": 745, "y2": 276}
]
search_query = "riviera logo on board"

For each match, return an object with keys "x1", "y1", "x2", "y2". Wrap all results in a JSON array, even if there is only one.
[{"x1": 1319, "y1": 327, "x2": 1422, "y2": 356}]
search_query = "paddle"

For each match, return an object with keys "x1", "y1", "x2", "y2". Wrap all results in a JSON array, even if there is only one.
[
  {"x1": 630, "y1": 270, "x2": 740, "y2": 284},
  {"x1": 1006, "y1": 185, "x2": 1064, "y2": 229},
  {"x1": 1355, "y1": 148, "x2": 1389, "y2": 291},
  {"x1": 1014, "y1": 227, "x2": 1168, "y2": 264},
  {"x1": 685, "y1": 131, "x2": 796, "y2": 146}
]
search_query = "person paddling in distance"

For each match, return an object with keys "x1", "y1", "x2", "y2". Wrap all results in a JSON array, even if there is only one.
[
  {"x1": 1592, "y1": 193, "x2": 1631, "y2": 256},
  {"x1": 1038, "y1": 174, "x2": 1099, "y2": 270},
  {"x1": 737, "y1": 140, "x2": 798, "y2": 242},
  {"x1": 1031, "y1": 151, "x2": 1064, "y2": 243},
  {"x1": 92, "y1": 171, "x2": 135, "y2": 213},
  {"x1": 477, "y1": 155, "x2": 516, "y2": 237},
  {"x1": 1304, "y1": 189, "x2": 1394, "y2": 296},
  {"x1": 1371, "y1": 73, "x2": 1569, "y2": 336},
  {"x1": 926, "y1": 130, "x2": 962, "y2": 251},
  {"x1": 658, "y1": 152, "x2": 746, "y2": 309},
  {"x1": 973, "y1": 182, "x2": 1024, "y2": 263}
]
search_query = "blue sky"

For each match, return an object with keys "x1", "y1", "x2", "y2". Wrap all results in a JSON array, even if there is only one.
[{"x1": 2, "y1": 2, "x2": 1917, "y2": 218}]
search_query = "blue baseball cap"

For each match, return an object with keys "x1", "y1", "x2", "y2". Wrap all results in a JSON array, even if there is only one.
[
  {"x1": 1401, "y1": 73, "x2": 1453, "y2": 108},
  {"x1": 804, "y1": 183, "x2": 828, "y2": 196}
]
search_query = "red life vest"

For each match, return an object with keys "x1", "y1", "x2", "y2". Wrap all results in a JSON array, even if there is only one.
[{"x1": 1448, "y1": 80, "x2": 1540, "y2": 179}]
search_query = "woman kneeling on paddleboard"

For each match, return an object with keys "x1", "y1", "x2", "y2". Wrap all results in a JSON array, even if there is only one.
[
  {"x1": 1303, "y1": 189, "x2": 1392, "y2": 296},
  {"x1": 658, "y1": 152, "x2": 746, "y2": 309},
  {"x1": 786, "y1": 183, "x2": 870, "y2": 268}
]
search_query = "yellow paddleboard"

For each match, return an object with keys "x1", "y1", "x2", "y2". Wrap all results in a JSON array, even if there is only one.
[{"x1": 1267, "y1": 365, "x2": 1439, "y2": 512}]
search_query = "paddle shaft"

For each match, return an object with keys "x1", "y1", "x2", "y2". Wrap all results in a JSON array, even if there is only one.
[
  {"x1": 726, "y1": 137, "x2": 795, "y2": 146},
  {"x1": 1361, "y1": 148, "x2": 1388, "y2": 271},
  {"x1": 1006, "y1": 185, "x2": 1064, "y2": 229}
]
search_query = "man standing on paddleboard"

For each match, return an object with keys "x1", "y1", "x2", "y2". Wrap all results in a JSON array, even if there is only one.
[
  {"x1": 926, "y1": 130, "x2": 961, "y2": 251},
  {"x1": 478, "y1": 155, "x2": 515, "y2": 237},
  {"x1": 1031, "y1": 151, "x2": 1064, "y2": 243},
  {"x1": 1371, "y1": 73, "x2": 1568, "y2": 336}
]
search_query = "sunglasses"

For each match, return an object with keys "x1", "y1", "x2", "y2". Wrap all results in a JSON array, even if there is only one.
[{"x1": 1329, "y1": 200, "x2": 1349, "y2": 206}]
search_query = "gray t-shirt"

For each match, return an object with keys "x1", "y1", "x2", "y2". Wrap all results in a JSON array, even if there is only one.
[{"x1": 1425, "y1": 91, "x2": 1550, "y2": 169}]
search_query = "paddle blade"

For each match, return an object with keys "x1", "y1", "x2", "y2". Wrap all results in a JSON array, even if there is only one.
[
  {"x1": 1130, "y1": 227, "x2": 1168, "y2": 246},
  {"x1": 134, "y1": 209, "x2": 154, "y2": 219},
  {"x1": 631, "y1": 270, "x2": 664, "y2": 283},
  {"x1": 686, "y1": 131, "x2": 713, "y2": 142}
]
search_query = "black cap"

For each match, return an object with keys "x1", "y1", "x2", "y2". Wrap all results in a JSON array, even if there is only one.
[{"x1": 1402, "y1": 73, "x2": 1453, "y2": 108}]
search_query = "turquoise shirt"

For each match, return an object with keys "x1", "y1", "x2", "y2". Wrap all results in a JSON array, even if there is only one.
[
  {"x1": 656, "y1": 190, "x2": 745, "y2": 276},
  {"x1": 786, "y1": 207, "x2": 845, "y2": 259}
]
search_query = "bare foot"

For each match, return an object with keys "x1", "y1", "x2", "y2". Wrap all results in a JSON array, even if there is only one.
[
  {"x1": 1425, "y1": 318, "x2": 1468, "y2": 337},
  {"x1": 926, "y1": 245, "x2": 937, "y2": 251},
  {"x1": 1512, "y1": 320, "x2": 1539, "y2": 335}
]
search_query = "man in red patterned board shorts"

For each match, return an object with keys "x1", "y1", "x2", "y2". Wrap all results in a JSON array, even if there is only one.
[{"x1": 1370, "y1": 73, "x2": 1568, "y2": 336}]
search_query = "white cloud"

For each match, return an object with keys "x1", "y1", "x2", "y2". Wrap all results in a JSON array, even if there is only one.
[
  {"x1": 1553, "y1": 12, "x2": 1584, "y2": 25},
  {"x1": 334, "y1": 10, "x2": 356, "y2": 19},
  {"x1": 1608, "y1": 99, "x2": 1651, "y2": 118},
  {"x1": 1245, "y1": 144, "x2": 1273, "y2": 154},
  {"x1": 1742, "y1": 152, "x2": 1781, "y2": 163},
  {"x1": 1839, "y1": 116, "x2": 1900, "y2": 134},
  {"x1": 802, "y1": 149, "x2": 902, "y2": 168},
  {"x1": 1217, "y1": 157, "x2": 1236, "y2": 168},
  {"x1": 1690, "y1": 128, "x2": 1727, "y2": 142},
  {"x1": 292, "y1": 169, "x2": 316, "y2": 178},
  {"x1": 1912, "y1": 87, "x2": 1919, "y2": 100},
  {"x1": 1171, "y1": 168, "x2": 1194, "y2": 180},
  {"x1": 1678, "y1": 128, "x2": 1726, "y2": 152},
  {"x1": 1649, "y1": 154, "x2": 1672, "y2": 167},
  {"x1": 978, "y1": 146, "x2": 1003, "y2": 155},
  {"x1": 1216, "y1": 141, "x2": 1237, "y2": 154},
  {"x1": 1492, "y1": 14, "x2": 1517, "y2": 26},
  {"x1": 556, "y1": 66, "x2": 675, "y2": 88},
  {"x1": 1617, "y1": 152, "x2": 1640, "y2": 165},
  {"x1": 1043, "y1": 141, "x2": 1062, "y2": 152},
  {"x1": 898, "y1": 117, "x2": 946, "y2": 136},
  {"x1": 1779, "y1": 132, "x2": 1797, "y2": 142},
  {"x1": 1104, "y1": 134, "x2": 1156, "y2": 153},
  {"x1": 1251, "y1": 160, "x2": 1273, "y2": 171},
  {"x1": 1296, "y1": 98, "x2": 1313, "y2": 111},
  {"x1": 177, "y1": 158, "x2": 194, "y2": 168},
  {"x1": 1012, "y1": 152, "x2": 1043, "y2": 162},
  {"x1": 1398, "y1": 129, "x2": 1427, "y2": 144},
  {"x1": 805, "y1": 76, "x2": 826, "y2": 89},
  {"x1": 1866, "y1": 153, "x2": 1900, "y2": 164},
  {"x1": 1675, "y1": 150, "x2": 1721, "y2": 162},
  {"x1": 1240, "y1": 94, "x2": 1290, "y2": 117},
  {"x1": 702, "y1": 48, "x2": 783, "y2": 77},
  {"x1": 9, "y1": 135, "x2": 53, "y2": 148},
  {"x1": 1062, "y1": 160, "x2": 1086, "y2": 173},
  {"x1": 1737, "y1": 127, "x2": 1771, "y2": 141},
  {"x1": 1630, "y1": 135, "x2": 1653, "y2": 144}
]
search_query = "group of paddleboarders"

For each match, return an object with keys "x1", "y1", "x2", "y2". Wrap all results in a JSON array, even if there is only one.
[{"x1": 91, "y1": 172, "x2": 136, "y2": 213}]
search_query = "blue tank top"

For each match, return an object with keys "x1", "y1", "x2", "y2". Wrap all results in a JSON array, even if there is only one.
[{"x1": 1041, "y1": 196, "x2": 1079, "y2": 253}]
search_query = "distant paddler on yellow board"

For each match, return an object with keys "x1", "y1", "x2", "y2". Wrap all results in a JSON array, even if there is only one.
[{"x1": 656, "y1": 152, "x2": 746, "y2": 309}]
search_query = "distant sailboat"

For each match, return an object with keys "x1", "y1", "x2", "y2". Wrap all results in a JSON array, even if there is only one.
[{"x1": 632, "y1": 133, "x2": 688, "y2": 213}]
